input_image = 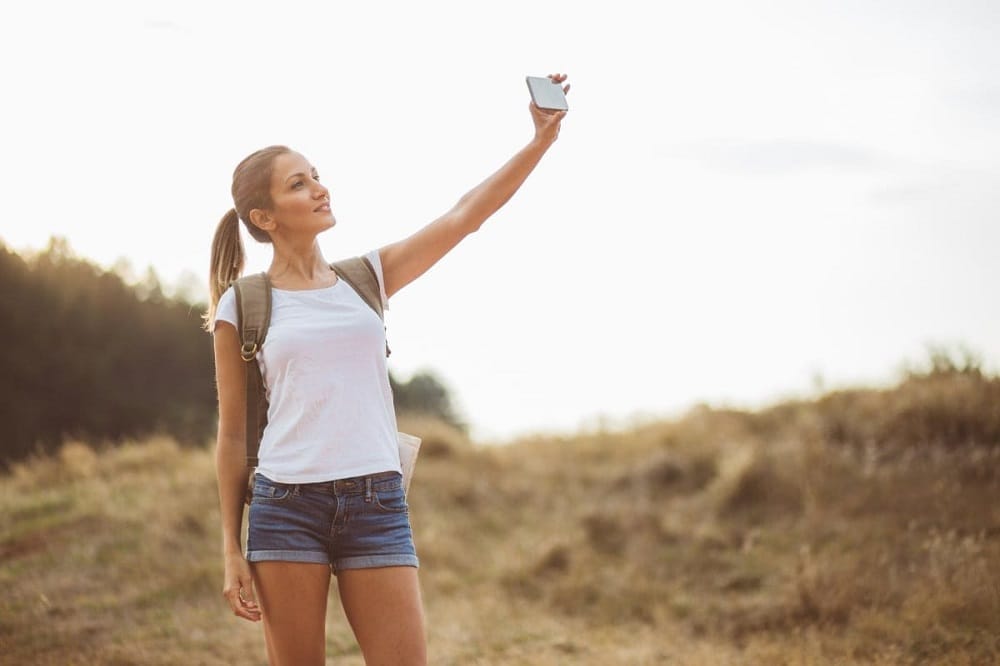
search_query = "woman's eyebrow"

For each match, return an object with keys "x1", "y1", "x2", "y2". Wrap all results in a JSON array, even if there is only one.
[{"x1": 284, "y1": 169, "x2": 319, "y2": 183}]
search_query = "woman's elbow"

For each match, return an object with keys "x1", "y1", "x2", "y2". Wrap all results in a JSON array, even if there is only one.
[{"x1": 450, "y1": 205, "x2": 489, "y2": 235}]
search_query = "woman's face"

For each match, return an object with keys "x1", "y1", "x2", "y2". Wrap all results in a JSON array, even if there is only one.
[{"x1": 263, "y1": 151, "x2": 335, "y2": 237}]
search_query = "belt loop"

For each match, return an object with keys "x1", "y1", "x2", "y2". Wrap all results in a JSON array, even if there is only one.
[{"x1": 365, "y1": 477, "x2": 373, "y2": 503}]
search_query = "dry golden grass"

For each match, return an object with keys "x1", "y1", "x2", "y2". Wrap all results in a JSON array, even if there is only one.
[{"x1": 2, "y1": 370, "x2": 999, "y2": 664}]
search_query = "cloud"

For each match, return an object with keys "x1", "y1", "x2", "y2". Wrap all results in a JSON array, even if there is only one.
[
  {"x1": 866, "y1": 167, "x2": 1000, "y2": 215},
  {"x1": 665, "y1": 138, "x2": 884, "y2": 174}
]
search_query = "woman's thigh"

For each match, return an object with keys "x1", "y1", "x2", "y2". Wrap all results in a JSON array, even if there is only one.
[
  {"x1": 337, "y1": 566, "x2": 427, "y2": 666},
  {"x1": 250, "y1": 561, "x2": 331, "y2": 666}
]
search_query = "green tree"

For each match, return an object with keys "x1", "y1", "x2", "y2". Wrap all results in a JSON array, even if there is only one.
[
  {"x1": 0, "y1": 237, "x2": 466, "y2": 468},
  {"x1": 391, "y1": 370, "x2": 466, "y2": 431}
]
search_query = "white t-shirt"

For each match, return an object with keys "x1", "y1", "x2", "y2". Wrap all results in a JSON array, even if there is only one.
[{"x1": 213, "y1": 249, "x2": 401, "y2": 483}]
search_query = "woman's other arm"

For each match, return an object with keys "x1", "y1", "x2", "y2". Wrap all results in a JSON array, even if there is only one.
[
  {"x1": 379, "y1": 73, "x2": 570, "y2": 299},
  {"x1": 213, "y1": 322, "x2": 261, "y2": 622}
]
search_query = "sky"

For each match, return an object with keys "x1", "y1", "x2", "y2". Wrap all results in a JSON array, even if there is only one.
[{"x1": 2, "y1": 1, "x2": 998, "y2": 442}]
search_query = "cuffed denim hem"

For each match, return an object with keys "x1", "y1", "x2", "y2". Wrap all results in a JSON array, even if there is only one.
[
  {"x1": 246, "y1": 549, "x2": 330, "y2": 565},
  {"x1": 333, "y1": 554, "x2": 420, "y2": 575}
]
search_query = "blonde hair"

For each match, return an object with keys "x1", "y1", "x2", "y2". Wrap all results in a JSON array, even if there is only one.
[{"x1": 202, "y1": 145, "x2": 291, "y2": 332}]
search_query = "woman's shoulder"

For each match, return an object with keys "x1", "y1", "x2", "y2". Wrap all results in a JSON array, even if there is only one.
[{"x1": 213, "y1": 285, "x2": 238, "y2": 329}]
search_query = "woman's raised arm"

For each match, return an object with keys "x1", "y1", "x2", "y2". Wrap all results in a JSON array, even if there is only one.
[{"x1": 379, "y1": 73, "x2": 570, "y2": 300}]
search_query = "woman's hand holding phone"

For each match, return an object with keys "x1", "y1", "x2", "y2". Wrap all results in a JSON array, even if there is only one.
[{"x1": 528, "y1": 73, "x2": 570, "y2": 146}]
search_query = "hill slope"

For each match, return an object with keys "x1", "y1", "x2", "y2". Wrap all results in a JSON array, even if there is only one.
[{"x1": 1, "y1": 368, "x2": 998, "y2": 665}]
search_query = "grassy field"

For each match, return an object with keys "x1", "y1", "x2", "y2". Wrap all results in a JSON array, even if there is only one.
[{"x1": 2, "y1": 365, "x2": 999, "y2": 664}]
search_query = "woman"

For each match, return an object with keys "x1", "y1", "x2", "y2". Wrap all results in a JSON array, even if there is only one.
[{"x1": 204, "y1": 73, "x2": 569, "y2": 665}]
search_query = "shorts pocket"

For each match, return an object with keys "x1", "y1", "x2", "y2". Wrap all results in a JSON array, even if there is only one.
[
  {"x1": 373, "y1": 485, "x2": 408, "y2": 514},
  {"x1": 252, "y1": 475, "x2": 295, "y2": 503}
]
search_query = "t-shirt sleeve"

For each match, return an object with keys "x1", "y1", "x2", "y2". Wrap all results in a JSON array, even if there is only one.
[
  {"x1": 212, "y1": 285, "x2": 239, "y2": 332},
  {"x1": 365, "y1": 249, "x2": 390, "y2": 311}
]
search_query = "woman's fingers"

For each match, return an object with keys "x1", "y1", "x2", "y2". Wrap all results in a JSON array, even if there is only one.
[
  {"x1": 529, "y1": 101, "x2": 564, "y2": 121},
  {"x1": 236, "y1": 589, "x2": 262, "y2": 621},
  {"x1": 237, "y1": 575, "x2": 262, "y2": 621},
  {"x1": 223, "y1": 576, "x2": 262, "y2": 621},
  {"x1": 545, "y1": 73, "x2": 570, "y2": 94},
  {"x1": 225, "y1": 589, "x2": 252, "y2": 621}
]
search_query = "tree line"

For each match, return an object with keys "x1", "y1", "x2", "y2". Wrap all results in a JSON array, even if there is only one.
[{"x1": 0, "y1": 238, "x2": 463, "y2": 469}]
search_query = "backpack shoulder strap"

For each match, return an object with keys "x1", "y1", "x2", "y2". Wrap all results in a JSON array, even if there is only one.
[
  {"x1": 233, "y1": 272, "x2": 272, "y2": 358},
  {"x1": 331, "y1": 256, "x2": 390, "y2": 357},
  {"x1": 331, "y1": 256, "x2": 383, "y2": 320},
  {"x1": 232, "y1": 272, "x2": 271, "y2": 469}
]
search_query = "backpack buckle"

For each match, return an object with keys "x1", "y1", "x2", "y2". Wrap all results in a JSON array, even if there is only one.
[{"x1": 240, "y1": 342, "x2": 258, "y2": 361}]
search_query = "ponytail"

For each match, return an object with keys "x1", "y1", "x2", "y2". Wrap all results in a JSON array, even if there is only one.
[
  {"x1": 202, "y1": 208, "x2": 245, "y2": 332},
  {"x1": 203, "y1": 145, "x2": 289, "y2": 332}
]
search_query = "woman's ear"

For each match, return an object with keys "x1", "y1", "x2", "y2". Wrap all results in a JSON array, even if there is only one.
[{"x1": 248, "y1": 208, "x2": 275, "y2": 233}]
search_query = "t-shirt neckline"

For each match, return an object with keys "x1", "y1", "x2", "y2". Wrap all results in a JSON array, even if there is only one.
[{"x1": 270, "y1": 278, "x2": 342, "y2": 293}]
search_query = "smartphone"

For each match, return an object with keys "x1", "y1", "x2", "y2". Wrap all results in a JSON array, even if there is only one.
[{"x1": 526, "y1": 75, "x2": 569, "y2": 111}]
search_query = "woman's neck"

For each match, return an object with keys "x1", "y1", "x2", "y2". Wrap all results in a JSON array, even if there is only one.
[{"x1": 266, "y1": 239, "x2": 337, "y2": 290}]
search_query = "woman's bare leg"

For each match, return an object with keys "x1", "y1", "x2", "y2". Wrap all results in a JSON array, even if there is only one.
[
  {"x1": 337, "y1": 566, "x2": 427, "y2": 666},
  {"x1": 250, "y1": 561, "x2": 331, "y2": 666}
]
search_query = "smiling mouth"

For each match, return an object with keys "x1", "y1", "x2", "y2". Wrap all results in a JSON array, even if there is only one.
[{"x1": 314, "y1": 204, "x2": 331, "y2": 212}]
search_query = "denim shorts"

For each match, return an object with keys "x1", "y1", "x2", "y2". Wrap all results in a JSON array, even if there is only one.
[{"x1": 246, "y1": 470, "x2": 419, "y2": 575}]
